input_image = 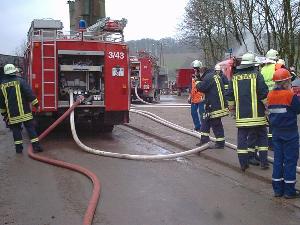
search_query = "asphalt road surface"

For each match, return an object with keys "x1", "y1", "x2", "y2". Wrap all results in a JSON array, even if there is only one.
[{"x1": 0, "y1": 95, "x2": 300, "y2": 225}]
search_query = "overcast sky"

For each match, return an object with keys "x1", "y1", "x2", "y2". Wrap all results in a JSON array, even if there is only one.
[{"x1": 0, "y1": 0, "x2": 188, "y2": 55}]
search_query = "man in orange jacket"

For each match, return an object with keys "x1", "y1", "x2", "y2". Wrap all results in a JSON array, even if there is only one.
[{"x1": 188, "y1": 61, "x2": 205, "y2": 131}]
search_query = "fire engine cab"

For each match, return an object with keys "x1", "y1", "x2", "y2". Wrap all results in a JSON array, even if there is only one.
[
  {"x1": 24, "y1": 18, "x2": 130, "y2": 132},
  {"x1": 130, "y1": 51, "x2": 161, "y2": 103}
]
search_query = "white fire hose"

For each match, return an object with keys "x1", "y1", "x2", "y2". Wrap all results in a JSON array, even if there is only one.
[
  {"x1": 131, "y1": 108, "x2": 300, "y2": 173},
  {"x1": 70, "y1": 92, "x2": 210, "y2": 160},
  {"x1": 70, "y1": 92, "x2": 300, "y2": 173},
  {"x1": 132, "y1": 84, "x2": 190, "y2": 108},
  {"x1": 133, "y1": 84, "x2": 152, "y2": 104}
]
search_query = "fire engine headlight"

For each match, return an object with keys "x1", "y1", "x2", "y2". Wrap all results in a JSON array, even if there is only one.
[
  {"x1": 74, "y1": 90, "x2": 78, "y2": 94},
  {"x1": 85, "y1": 91, "x2": 88, "y2": 95},
  {"x1": 78, "y1": 91, "x2": 82, "y2": 95}
]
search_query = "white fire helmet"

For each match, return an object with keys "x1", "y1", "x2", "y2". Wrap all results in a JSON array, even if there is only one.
[
  {"x1": 4, "y1": 64, "x2": 18, "y2": 75},
  {"x1": 240, "y1": 53, "x2": 256, "y2": 65},
  {"x1": 266, "y1": 49, "x2": 279, "y2": 60},
  {"x1": 191, "y1": 60, "x2": 202, "y2": 68},
  {"x1": 215, "y1": 64, "x2": 221, "y2": 71}
]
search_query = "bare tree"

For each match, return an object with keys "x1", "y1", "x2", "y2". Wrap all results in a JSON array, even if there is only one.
[
  {"x1": 179, "y1": 0, "x2": 300, "y2": 67},
  {"x1": 13, "y1": 38, "x2": 27, "y2": 57}
]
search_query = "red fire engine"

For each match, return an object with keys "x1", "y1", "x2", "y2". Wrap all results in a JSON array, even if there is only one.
[
  {"x1": 175, "y1": 68, "x2": 194, "y2": 96},
  {"x1": 24, "y1": 18, "x2": 130, "y2": 132},
  {"x1": 129, "y1": 51, "x2": 161, "y2": 103}
]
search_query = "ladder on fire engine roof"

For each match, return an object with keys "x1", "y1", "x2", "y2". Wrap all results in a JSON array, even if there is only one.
[{"x1": 41, "y1": 30, "x2": 57, "y2": 110}]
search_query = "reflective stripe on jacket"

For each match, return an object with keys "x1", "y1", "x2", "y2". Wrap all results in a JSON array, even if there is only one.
[
  {"x1": 0, "y1": 75, "x2": 38, "y2": 124},
  {"x1": 195, "y1": 69, "x2": 229, "y2": 118},
  {"x1": 267, "y1": 88, "x2": 300, "y2": 131},
  {"x1": 190, "y1": 78, "x2": 204, "y2": 103},
  {"x1": 220, "y1": 71, "x2": 229, "y2": 92},
  {"x1": 226, "y1": 66, "x2": 268, "y2": 127}
]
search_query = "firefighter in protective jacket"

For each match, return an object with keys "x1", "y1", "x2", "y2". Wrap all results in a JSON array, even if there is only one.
[
  {"x1": 194, "y1": 62, "x2": 229, "y2": 149},
  {"x1": 267, "y1": 68, "x2": 300, "y2": 199},
  {"x1": 227, "y1": 53, "x2": 269, "y2": 171},
  {"x1": 0, "y1": 64, "x2": 43, "y2": 153}
]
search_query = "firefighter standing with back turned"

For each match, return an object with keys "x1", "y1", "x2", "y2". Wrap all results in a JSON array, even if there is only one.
[
  {"x1": 227, "y1": 53, "x2": 269, "y2": 171},
  {"x1": 0, "y1": 64, "x2": 43, "y2": 154},
  {"x1": 194, "y1": 61, "x2": 229, "y2": 149},
  {"x1": 267, "y1": 68, "x2": 300, "y2": 199}
]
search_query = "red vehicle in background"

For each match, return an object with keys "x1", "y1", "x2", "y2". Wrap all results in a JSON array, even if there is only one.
[
  {"x1": 24, "y1": 18, "x2": 130, "y2": 132},
  {"x1": 175, "y1": 68, "x2": 194, "y2": 96},
  {"x1": 130, "y1": 51, "x2": 161, "y2": 102},
  {"x1": 175, "y1": 58, "x2": 236, "y2": 96}
]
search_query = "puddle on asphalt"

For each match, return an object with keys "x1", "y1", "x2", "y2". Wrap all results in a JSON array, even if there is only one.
[
  {"x1": 133, "y1": 140, "x2": 188, "y2": 162},
  {"x1": 117, "y1": 126, "x2": 190, "y2": 163}
]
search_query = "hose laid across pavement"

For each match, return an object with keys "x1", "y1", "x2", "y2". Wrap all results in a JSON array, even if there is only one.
[
  {"x1": 131, "y1": 107, "x2": 300, "y2": 173},
  {"x1": 70, "y1": 92, "x2": 210, "y2": 160},
  {"x1": 133, "y1": 84, "x2": 152, "y2": 104},
  {"x1": 26, "y1": 89, "x2": 300, "y2": 225},
  {"x1": 132, "y1": 84, "x2": 190, "y2": 108},
  {"x1": 28, "y1": 95, "x2": 101, "y2": 225}
]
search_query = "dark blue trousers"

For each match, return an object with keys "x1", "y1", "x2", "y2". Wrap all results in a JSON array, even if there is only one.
[
  {"x1": 191, "y1": 101, "x2": 205, "y2": 130},
  {"x1": 237, "y1": 126, "x2": 268, "y2": 167},
  {"x1": 200, "y1": 117, "x2": 225, "y2": 146},
  {"x1": 272, "y1": 130, "x2": 299, "y2": 196},
  {"x1": 10, "y1": 119, "x2": 39, "y2": 150},
  {"x1": 247, "y1": 130, "x2": 259, "y2": 160}
]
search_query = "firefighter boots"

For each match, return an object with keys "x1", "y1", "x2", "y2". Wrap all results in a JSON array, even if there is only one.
[
  {"x1": 284, "y1": 190, "x2": 300, "y2": 199},
  {"x1": 241, "y1": 164, "x2": 249, "y2": 172},
  {"x1": 32, "y1": 143, "x2": 43, "y2": 153},
  {"x1": 249, "y1": 157, "x2": 260, "y2": 166},
  {"x1": 15, "y1": 145, "x2": 23, "y2": 154},
  {"x1": 260, "y1": 162, "x2": 269, "y2": 170},
  {"x1": 248, "y1": 151, "x2": 260, "y2": 166},
  {"x1": 214, "y1": 142, "x2": 225, "y2": 149}
]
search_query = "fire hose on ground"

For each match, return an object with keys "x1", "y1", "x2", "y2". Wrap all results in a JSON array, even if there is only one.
[
  {"x1": 27, "y1": 90, "x2": 300, "y2": 224},
  {"x1": 26, "y1": 92, "x2": 209, "y2": 225},
  {"x1": 132, "y1": 83, "x2": 195, "y2": 107},
  {"x1": 131, "y1": 80, "x2": 284, "y2": 169},
  {"x1": 69, "y1": 92, "x2": 210, "y2": 160},
  {"x1": 133, "y1": 84, "x2": 152, "y2": 105},
  {"x1": 28, "y1": 95, "x2": 101, "y2": 225},
  {"x1": 131, "y1": 84, "x2": 191, "y2": 108},
  {"x1": 68, "y1": 86, "x2": 300, "y2": 173},
  {"x1": 130, "y1": 105, "x2": 300, "y2": 174}
]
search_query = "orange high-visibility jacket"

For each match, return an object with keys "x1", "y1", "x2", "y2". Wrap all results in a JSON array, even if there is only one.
[{"x1": 190, "y1": 78, "x2": 204, "y2": 103}]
